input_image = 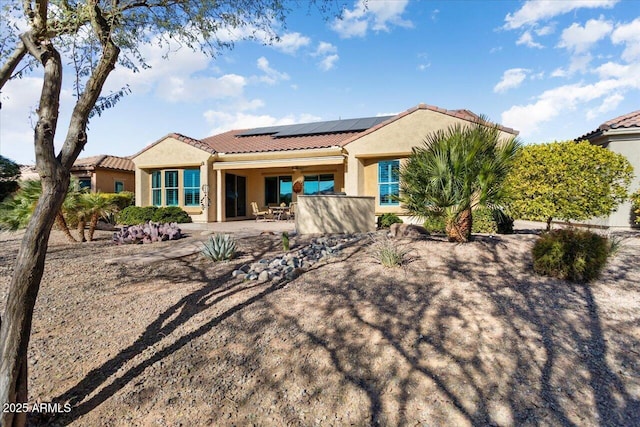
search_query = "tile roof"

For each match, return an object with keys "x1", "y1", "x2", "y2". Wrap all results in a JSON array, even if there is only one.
[
  {"x1": 578, "y1": 110, "x2": 640, "y2": 141},
  {"x1": 133, "y1": 104, "x2": 519, "y2": 157},
  {"x1": 72, "y1": 155, "x2": 135, "y2": 172}
]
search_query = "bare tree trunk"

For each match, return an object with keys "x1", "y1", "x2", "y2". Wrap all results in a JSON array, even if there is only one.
[
  {"x1": 77, "y1": 217, "x2": 87, "y2": 242},
  {"x1": 88, "y1": 213, "x2": 99, "y2": 242},
  {"x1": 446, "y1": 207, "x2": 472, "y2": 243},
  {"x1": 546, "y1": 217, "x2": 552, "y2": 231},
  {"x1": 55, "y1": 211, "x2": 77, "y2": 243},
  {"x1": 0, "y1": 3, "x2": 120, "y2": 423}
]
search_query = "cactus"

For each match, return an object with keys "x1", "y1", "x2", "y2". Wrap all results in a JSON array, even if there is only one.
[
  {"x1": 112, "y1": 221, "x2": 182, "y2": 245},
  {"x1": 202, "y1": 233, "x2": 237, "y2": 261},
  {"x1": 282, "y1": 231, "x2": 290, "y2": 251}
]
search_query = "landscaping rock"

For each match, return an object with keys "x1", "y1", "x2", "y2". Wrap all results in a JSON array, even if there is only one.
[{"x1": 389, "y1": 223, "x2": 430, "y2": 239}]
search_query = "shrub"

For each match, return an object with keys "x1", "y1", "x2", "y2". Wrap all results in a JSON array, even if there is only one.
[
  {"x1": 377, "y1": 213, "x2": 403, "y2": 229},
  {"x1": 472, "y1": 208, "x2": 498, "y2": 234},
  {"x1": 423, "y1": 215, "x2": 446, "y2": 234},
  {"x1": 151, "y1": 206, "x2": 192, "y2": 224},
  {"x1": 369, "y1": 235, "x2": 412, "y2": 268},
  {"x1": 103, "y1": 192, "x2": 134, "y2": 211},
  {"x1": 117, "y1": 206, "x2": 158, "y2": 225},
  {"x1": 532, "y1": 228, "x2": 610, "y2": 282},
  {"x1": 631, "y1": 189, "x2": 640, "y2": 225},
  {"x1": 494, "y1": 209, "x2": 515, "y2": 234},
  {"x1": 202, "y1": 233, "x2": 237, "y2": 261}
]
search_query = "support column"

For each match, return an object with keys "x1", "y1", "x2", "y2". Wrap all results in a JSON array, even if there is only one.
[{"x1": 216, "y1": 169, "x2": 223, "y2": 222}]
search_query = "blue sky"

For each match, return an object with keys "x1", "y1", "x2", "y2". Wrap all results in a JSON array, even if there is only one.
[{"x1": 1, "y1": 0, "x2": 639, "y2": 165}]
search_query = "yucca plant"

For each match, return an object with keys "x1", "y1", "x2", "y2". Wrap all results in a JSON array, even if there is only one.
[{"x1": 202, "y1": 233, "x2": 237, "y2": 261}]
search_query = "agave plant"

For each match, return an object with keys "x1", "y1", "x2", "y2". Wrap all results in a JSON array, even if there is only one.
[{"x1": 202, "y1": 233, "x2": 237, "y2": 261}]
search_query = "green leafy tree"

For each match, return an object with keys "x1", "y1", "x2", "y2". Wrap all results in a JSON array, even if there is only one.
[
  {"x1": 400, "y1": 117, "x2": 521, "y2": 242},
  {"x1": 0, "y1": 1, "x2": 339, "y2": 424},
  {"x1": 0, "y1": 156, "x2": 21, "y2": 202},
  {"x1": 631, "y1": 189, "x2": 640, "y2": 225},
  {"x1": 505, "y1": 141, "x2": 633, "y2": 230}
]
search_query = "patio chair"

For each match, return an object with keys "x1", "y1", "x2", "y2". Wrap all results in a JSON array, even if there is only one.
[
  {"x1": 287, "y1": 202, "x2": 296, "y2": 221},
  {"x1": 251, "y1": 201, "x2": 271, "y2": 222}
]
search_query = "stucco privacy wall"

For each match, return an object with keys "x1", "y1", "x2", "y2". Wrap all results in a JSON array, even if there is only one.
[
  {"x1": 133, "y1": 136, "x2": 215, "y2": 223},
  {"x1": 296, "y1": 195, "x2": 375, "y2": 234}
]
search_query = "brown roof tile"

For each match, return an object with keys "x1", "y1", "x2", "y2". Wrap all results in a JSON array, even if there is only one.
[
  {"x1": 578, "y1": 110, "x2": 640, "y2": 141},
  {"x1": 132, "y1": 132, "x2": 217, "y2": 158},
  {"x1": 201, "y1": 130, "x2": 361, "y2": 154},
  {"x1": 72, "y1": 155, "x2": 135, "y2": 172}
]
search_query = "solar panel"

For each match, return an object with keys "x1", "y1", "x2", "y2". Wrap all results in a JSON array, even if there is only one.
[{"x1": 236, "y1": 115, "x2": 394, "y2": 138}]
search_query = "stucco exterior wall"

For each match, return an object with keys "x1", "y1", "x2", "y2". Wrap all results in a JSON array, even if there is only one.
[
  {"x1": 344, "y1": 109, "x2": 515, "y2": 196},
  {"x1": 94, "y1": 169, "x2": 134, "y2": 193},
  {"x1": 296, "y1": 195, "x2": 375, "y2": 234},
  {"x1": 133, "y1": 136, "x2": 214, "y2": 223}
]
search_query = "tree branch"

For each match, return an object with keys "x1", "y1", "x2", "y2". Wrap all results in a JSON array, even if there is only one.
[{"x1": 0, "y1": 41, "x2": 27, "y2": 92}]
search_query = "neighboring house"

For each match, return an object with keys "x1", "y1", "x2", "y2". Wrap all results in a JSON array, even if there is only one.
[
  {"x1": 577, "y1": 110, "x2": 640, "y2": 228},
  {"x1": 71, "y1": 155, "x2": 135, "y2": 193},
  {"x1": 132, "y1": 104, "x2": 518, "y2": 223}
]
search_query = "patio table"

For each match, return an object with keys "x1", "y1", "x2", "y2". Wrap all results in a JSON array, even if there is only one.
[{"x1": 270, "y1": 206, "x2": 290, "y2": 221}]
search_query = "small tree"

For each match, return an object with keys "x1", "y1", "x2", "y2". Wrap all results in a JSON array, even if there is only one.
[
  {"x1": 0, "y1": 156, "x2": 21, "y2": 202},
  {"x1": 505, "y1": 141, "x2": 633, "y2": 230},
  {"x1": 400, "y1": 117, "x2": 521, "y2": 242},
  {"x1": 631, "y1": 189, "x2": 640, "y2": 225}
]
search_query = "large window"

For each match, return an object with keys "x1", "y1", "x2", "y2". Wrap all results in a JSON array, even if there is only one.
[
  {"x1": 165, "y1": 170, "x2": 178, "y2": 206},
  {"x1": 303, "y1": 174, "x2": 334, "y2": 195},
  {"x1": 183, "y1": 169, "x2": 200, "y2": 207},
  {"x1": 265, "y1": 176, "x2": 292, "y2": 205},
  {"x1": 378, "y1": 160, "x2": 400, "y2": 206},
  {"x1": 151, "y1": 171, "x2": 162, "y2": 206}
]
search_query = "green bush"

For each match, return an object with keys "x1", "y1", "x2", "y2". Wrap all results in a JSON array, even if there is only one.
[
  {"x1": 151, "y1": 206, "x2": 192, "y2": 223},
  {"x1": 423, "y1": 215, "x2": 446, "y2": 233},
  {"x1": 377, "y1": 213, "x2": 403, "y2": 229},
  {"x1": 369, "y1": 235, "x2": 412, "y2": 268},
  {"x1": 472, "y1": 208, "x2": 498, "y2": 234},
  {"x1": 631, "y1": 189, "x2": 640, "y2": 225},
  {"x1": 532, "y1": 228, "x2": 610, "y2": 282},
  {"x1": 117, "y1": 206, "x2": 158, "y2": 225},
  {"x1": 494, "y1": 209, "x2": 515, "y2": 234},
  {"x1": 103, "y1": 192, "x2": 134, "y2": 211}
]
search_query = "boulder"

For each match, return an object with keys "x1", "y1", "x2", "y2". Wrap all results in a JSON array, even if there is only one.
[{"x1": 389, "y1": 223, "x2": 430, "y2": 239}]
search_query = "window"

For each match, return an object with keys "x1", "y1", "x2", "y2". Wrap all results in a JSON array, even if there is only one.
[
  {"x1": 165, "y1": 170, "x2": 178, "y2": 206},
  {"x1": 265, "y1": 176, "x2": 292, "y2": 205},
  {"x1": 114, "y1": 181, "x2": 124, "y2": 193},
  {"x1": 151, "y1": 171, "x2": 162, "y2": 206},
  {"x1": 183, "y1": 169, "x2": 200, "y2": 207},
  {"x1": 78, "y1": 178, "x2": 91, "y2": 191},
  {"x1": 303, "y1": 174, "x2": 334, "y2": 195},
  {"x1": 378, "y1": 160, "x2": 400, "y2": 206}
]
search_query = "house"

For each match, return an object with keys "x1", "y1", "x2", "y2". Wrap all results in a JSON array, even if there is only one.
[
  {"x1": 577, "y1": 110, "x2": 640, "y2": 228},
  {"x1": 131, "y1": 104, "x2": 518, "y2": 223},
  {"x1": 71, "y1": 155, "x2": 135, "y2": 193}
]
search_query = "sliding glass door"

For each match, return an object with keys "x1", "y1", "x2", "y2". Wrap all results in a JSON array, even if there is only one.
[{"x1": 225, "y1": 173, "x2": 246, "y2": 218}]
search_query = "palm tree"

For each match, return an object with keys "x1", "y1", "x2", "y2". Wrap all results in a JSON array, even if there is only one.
[
  {"x1": 400, "y1": 117, "x2": 521, "y2": 243},
  {"x1": 78, "y1": 192, "x2": 117, "y2": 241}
]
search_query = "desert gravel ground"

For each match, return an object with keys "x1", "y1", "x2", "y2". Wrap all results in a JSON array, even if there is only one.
[{"x1": 0, "y1": 228, "x2": 639, "y2": 426}]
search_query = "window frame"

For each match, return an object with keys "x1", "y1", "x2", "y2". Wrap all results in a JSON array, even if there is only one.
[
  {"x1": 378, "y1": 160, "x2": 400, "y2": 206},
  {"x1": 151, "y1": 171, "x2": 162, "y2": 206},
  {"x1": 183, "y1": 169, "x2": 200, "y2": 207},
  {"x1": 164, "y1": 170, "x2": 179, "y2": 206},
  {"x1": 303, "y1": 174, "x2": 335, "y2": 195},
  {"x1": 114, "y1": 181, "x2": 124, "y2": 194}
]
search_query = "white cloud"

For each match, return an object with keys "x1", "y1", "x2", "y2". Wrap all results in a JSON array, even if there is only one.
[
  {"x1": 586, "y1": 93, "x2": 624, "y2": 119},
  {"x1": 553, "y1": 53, "x2": 595, "y2": 77},
  {"x1": 490, "y1": 46, "x2": 503, "y2": 54},
  {"x1": 557, "y1": 18, "x2": 613, "y2": 53},
  {"x1": 156, "y1": 73, "x2": 246, "y2": 103},
  {"x1": 516, "y1": 31, "x2": 543, "y2": 48},
  {"x1": 611, "y1": 17, "x2": 640, "y2": 61},
  {"x1": 331, "y1": 0, "x2": 412, "y2": 38},
  {"x1": 501, "y1": 62, "x2": 640, "y2": 136},
  {"x1": 319, "y1": 54, "x2": 339, "y2": 71},
  {"x1": 417, "y1": 63, "x2": 431, "y2": 71},
  {"x1": 313, "y1": 42, "x2": 339, "y2": 71},
  {"x1": 255, "y1": 57, "x2": 290, "y2": 85},
  {"x1": 504, "y1": 0, "x2": 618, "y2": 30},
  {"x1": 494, "y1": 68, "x2": 530, "y2": 93},
  {"x1": 204, "y1": 110, "x2": 322, "y2": 135},
  {"x1": 272, "y1": 32, "x2": 311, "y2": 54},
  {"x1": 535, "y1": 25, "x2": 555, "y2": 36}
]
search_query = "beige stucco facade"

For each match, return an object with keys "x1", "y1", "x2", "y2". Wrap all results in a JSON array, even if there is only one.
[
  {"x1": 132, "y1": 107, "x2": 518, "y2": 224},
  {"x1": 70, "y1": 169, "x2": 134, "y2": 193},
  {"x1": 583, "y1": 129, "x2": 640, "y2": 228},
  {"x1": 296, "y1": 195, "x2": 375, "y2": 234}
]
